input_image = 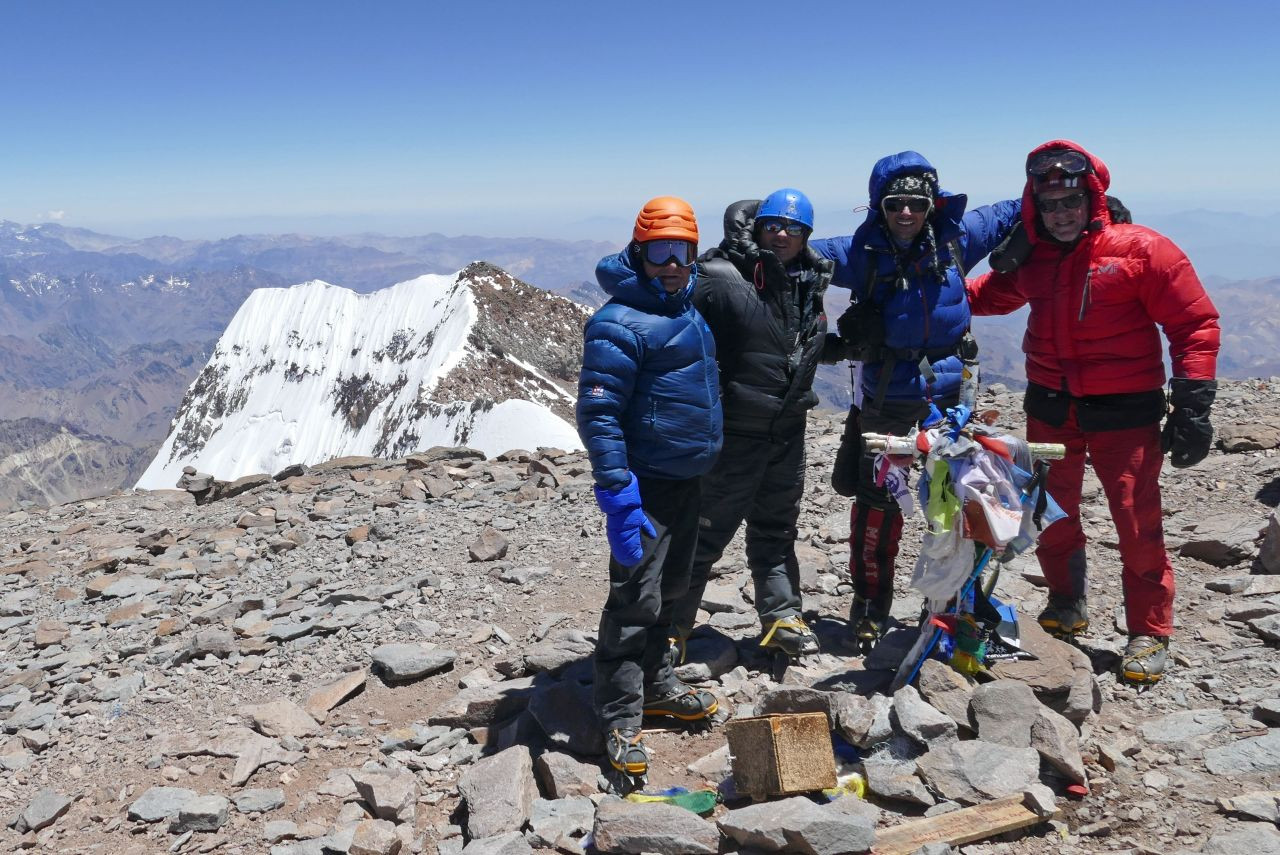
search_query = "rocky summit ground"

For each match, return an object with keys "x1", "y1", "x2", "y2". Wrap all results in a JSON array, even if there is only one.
[{"x1": 3, "y1": 379, "x2": 1280, "y2": 855}]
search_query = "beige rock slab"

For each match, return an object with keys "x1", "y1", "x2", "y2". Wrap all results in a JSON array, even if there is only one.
[{"x1": 304, "y1": 670, "x2": 368, "y2": 723}]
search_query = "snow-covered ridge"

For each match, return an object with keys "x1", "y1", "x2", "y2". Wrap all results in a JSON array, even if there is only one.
[{"x1": 136, "y1": 263, "x2": 589, "y2": 488}]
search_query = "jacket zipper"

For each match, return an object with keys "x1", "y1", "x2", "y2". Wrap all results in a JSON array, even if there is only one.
[
  {"x1": 919, "y1": 284, "x2": 931, "y2": 345},
  {"x1": 1078, "y1": 268, "x2": 1092, "y2": 321},
  {"x1": 695, "y1": 311, "x2": 715, "y2": 444}
]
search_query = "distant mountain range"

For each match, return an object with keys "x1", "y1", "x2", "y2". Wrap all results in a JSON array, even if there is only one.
[
  {"x1": 0, "y1": 220, "x2": 615, "y2": 294},
  {"x1": 1, "y1": 213, "x2": 1276, "y2": 509}
]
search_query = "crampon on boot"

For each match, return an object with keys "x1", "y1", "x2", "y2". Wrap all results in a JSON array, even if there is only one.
[
  {"x1": 848, "y1": 598, "x2": 889, "y2": 652},
  {"x1": 642, "y1": 684, "x2": 718, "y2": 722},
  {"x1": 760, "y1": 616, "x2": 821, "y2": 658},
  {"x1": 1037, "y1": 594, "x2": 1089, "y2": 639},
  {"x1": 604, "y1": 727, "x2": 648, "y2": 792},
  {"x1": 1120, "y1": 635, "x2": 1169, "y2": 685}
]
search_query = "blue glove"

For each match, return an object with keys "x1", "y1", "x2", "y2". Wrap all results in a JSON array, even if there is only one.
[{"x1": 593, "y1": 474, "x2": 657, "y2": 567}]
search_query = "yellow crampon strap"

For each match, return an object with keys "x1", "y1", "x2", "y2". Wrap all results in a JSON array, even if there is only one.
[
  {"x1": 668, "y1": 635, "x2": 688, "y2": 665},
  {"x1": 760, "y1": 615, "x2": 809, "y2": 648},
  {"x1": 1121, "y1": 638, "x2": 1167, "y2": 682}
]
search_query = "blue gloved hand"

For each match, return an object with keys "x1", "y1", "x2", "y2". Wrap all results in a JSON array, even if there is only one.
[{"x1": 593, "y1": 474, "x2": 657, "y2": 567}]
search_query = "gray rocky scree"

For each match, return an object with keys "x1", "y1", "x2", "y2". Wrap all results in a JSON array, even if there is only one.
[{"x1": 1, "y1": 380, "x2": 1279, "y2": 854}]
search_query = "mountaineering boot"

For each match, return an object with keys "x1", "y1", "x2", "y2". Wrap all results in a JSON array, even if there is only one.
[
  {"x1": 849, "y1": 596, "x2": 889, "y2": 650},
  {"x1": 642, "y1": 683, "x2": 719, "y2": 722},
  {"x1": 760, "y1": 616, "x2": 821, "y2": 657},
  {"x1": 604, "y1": 727, "x2": 648, "y2": 783},
  {"x1": 1120, "y1": 635, "x2": 1169, "y2": 685},
  {"x1": 1037, "y1": 593, "x2": 1090, "y2": 639}
]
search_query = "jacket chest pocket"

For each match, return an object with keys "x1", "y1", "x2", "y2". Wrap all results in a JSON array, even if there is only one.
[{"x1": 1081, "y1": 258, "x2": 1141, "y2": 309}]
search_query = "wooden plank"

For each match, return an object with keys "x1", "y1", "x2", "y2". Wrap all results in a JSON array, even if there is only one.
[{"x1": 873, "y1": 794, "x2": 1053, "y2": 855}]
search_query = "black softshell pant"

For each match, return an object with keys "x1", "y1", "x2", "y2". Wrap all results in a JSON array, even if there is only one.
[
  {"x1": 672, "y1": 429, "x2": 806, "y2": 638},
  {"x1": 594, "y1": 474, "x2": 700, "y2": 732}
]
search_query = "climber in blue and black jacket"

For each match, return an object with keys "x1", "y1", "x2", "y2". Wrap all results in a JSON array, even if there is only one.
[
  {"x1": 669, "y1": 188, "x2": 835, "y2": 662},
  {"x1": 811, "y1": 151, "x2": 1020, "y2": 647},
  {"x1": 575, "y1": 196, "x2": 722, "y2": 782}
]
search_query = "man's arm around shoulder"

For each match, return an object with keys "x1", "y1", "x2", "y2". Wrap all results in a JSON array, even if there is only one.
[{"x1": 966, "y1": 269, "x2": 1027, "y2": 317}]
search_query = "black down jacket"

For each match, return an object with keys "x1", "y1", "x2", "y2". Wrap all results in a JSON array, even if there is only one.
[{"x1": 693, "y1": 200, "x2": 834, "y2": 440}]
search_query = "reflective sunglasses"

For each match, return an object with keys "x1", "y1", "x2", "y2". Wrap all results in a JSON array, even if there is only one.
[
  {"x1": 1035, "y1": 192, "x2": 1088, "y2": 214},
  {"x1": 882, "y1": 196, "x2": 932, "y2": 215},
  {"x1": 1027, "y1": 149, "x2": 1090, "y2": 177},
  {"x1": 641, "y1": 239, "x2": 696, "y2": 267},
  {"x1": 760, "y1": 219, "x2": 806, "y2": 237}
]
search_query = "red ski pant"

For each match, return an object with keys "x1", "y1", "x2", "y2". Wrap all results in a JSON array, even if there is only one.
[{"x1": 1028, "y1": 410, "x2": 1174, "y2": 637}]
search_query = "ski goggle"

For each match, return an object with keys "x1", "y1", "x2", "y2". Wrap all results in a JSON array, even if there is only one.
[
  {"x1": 640, "y1": 239, "x2": 696, "y2": 267},
  {"x1": 882, "y1": 196, "x2": 932, "y2": 215},
  {"x1": 760, "y1": 219, "x2": 806, "y2": 237},
  {"x1": 1035, "y1": 192, "x2": 1088, "y2": 214},
  {"x1": 1027, "y1": 149, "x2": 1090, "y2": 177}
]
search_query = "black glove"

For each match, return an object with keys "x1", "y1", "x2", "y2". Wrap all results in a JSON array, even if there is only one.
[
  {"x1": 820, "y1": 332, "x2": 849, "y2": 365},
  {"x1": 1161, "y1": 378, "x2": 1216, "y2": 468},
  {"x1": 1106, "y1": 195, "x2": 1132, "y2": 225},
  {"x1": 831, "y1": 406, "x2": 864, "y2": 497},
  {"x1": 989, "y1": 220, "x2": 1032, "y2": 274},
  {"x1": 836, "y1": 303, "x2": 883, "y2": 363}
]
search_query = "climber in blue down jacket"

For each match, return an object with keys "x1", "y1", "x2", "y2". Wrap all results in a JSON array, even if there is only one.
[
  {"x1": 811, "y1": 151, "x2": 1021, "y2": 646},
  {"x1": 575, "y1": 196, "x2": 722, "y2": 782}
]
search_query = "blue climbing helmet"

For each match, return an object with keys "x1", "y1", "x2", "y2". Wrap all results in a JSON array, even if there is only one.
[{"x1": 756, "y1": 188, "x2": 814, "y2": 231}]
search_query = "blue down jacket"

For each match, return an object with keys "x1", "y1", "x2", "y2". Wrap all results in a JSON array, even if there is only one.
[
  {"x1": 811, "y1": 151, "x2": 1020, "y2": 405},
  {"x1": 576, "y1": 249, "x2": 723, "y2": 489}
]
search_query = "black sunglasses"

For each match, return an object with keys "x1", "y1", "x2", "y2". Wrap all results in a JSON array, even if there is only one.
[
  {"x1": 1036, "y1": 193, "x2": 1088, "y2": 214},
  {"x1": 882, "y1": 196, "x2": 932, "y2": 214},
  {"x1": 760, "y1": 219, "x2": 806, "y2": 237}
]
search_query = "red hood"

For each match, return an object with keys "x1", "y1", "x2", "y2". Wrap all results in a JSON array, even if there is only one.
[{"x1": 1021, "y1": 139, "x2": 1112, "y2": 243}]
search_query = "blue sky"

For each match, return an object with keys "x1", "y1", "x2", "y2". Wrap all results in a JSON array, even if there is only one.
[{"x1": 1, "y1": 1, "x2": 1275, "y2": 240}]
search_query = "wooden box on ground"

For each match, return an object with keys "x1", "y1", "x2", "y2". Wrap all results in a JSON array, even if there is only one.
[{"x1": 724, "y1": 712, "x2": 836, "y2": 797}]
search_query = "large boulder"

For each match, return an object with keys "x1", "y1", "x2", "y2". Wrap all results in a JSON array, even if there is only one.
[
  {"x1": 916, "y1": 740, "x2": 1040, "y2": 805},
  {"x1": 970, "y1": 680, "x2": 1039, "y2": 748},
  {"x1": 592, "y1": 799, "x2": 719, "y2": 855},
  {"x1": 717, "y1": 795, "x2": 876, "y2": 854},
  {"x1": 989, "y1": 619, "x2": 1097, "y2": 723},
  {"x1": 1178, "y1": 511, "x2": 1262, "y2": 566},
  {"x1": 457, "y1": 746, "x2": 538, "y2": 840}
]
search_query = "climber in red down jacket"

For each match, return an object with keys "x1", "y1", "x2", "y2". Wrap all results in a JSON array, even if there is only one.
[{"x1": 967, "y1": 139, "x2": 1220, "y2": 685}]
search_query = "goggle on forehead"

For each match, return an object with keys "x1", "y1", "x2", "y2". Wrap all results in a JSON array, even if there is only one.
[
  {"x1": 1027, "y1": 149, "x2": 1091, "y2": 177},
  {"x1": 641, "y1": 239, "x2": 696, "y2": 267}
]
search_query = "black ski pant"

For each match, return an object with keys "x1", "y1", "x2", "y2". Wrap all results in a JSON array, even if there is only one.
[
  {"x1": 672, "y1": 429, "x2": 806, "y2": 639},
  {"x1": 594, "y1": 474, "x2": 700, "y2": 732}
]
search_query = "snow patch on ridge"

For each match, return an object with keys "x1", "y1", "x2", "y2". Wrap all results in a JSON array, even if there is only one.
[{"x1": 136, "y1": 265, "x2": 586, "y2": 489}]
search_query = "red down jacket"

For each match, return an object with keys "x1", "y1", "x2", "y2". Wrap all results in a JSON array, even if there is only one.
[{"x1": 967, "y1": 140, "x2": 1219, "y2": 396}]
